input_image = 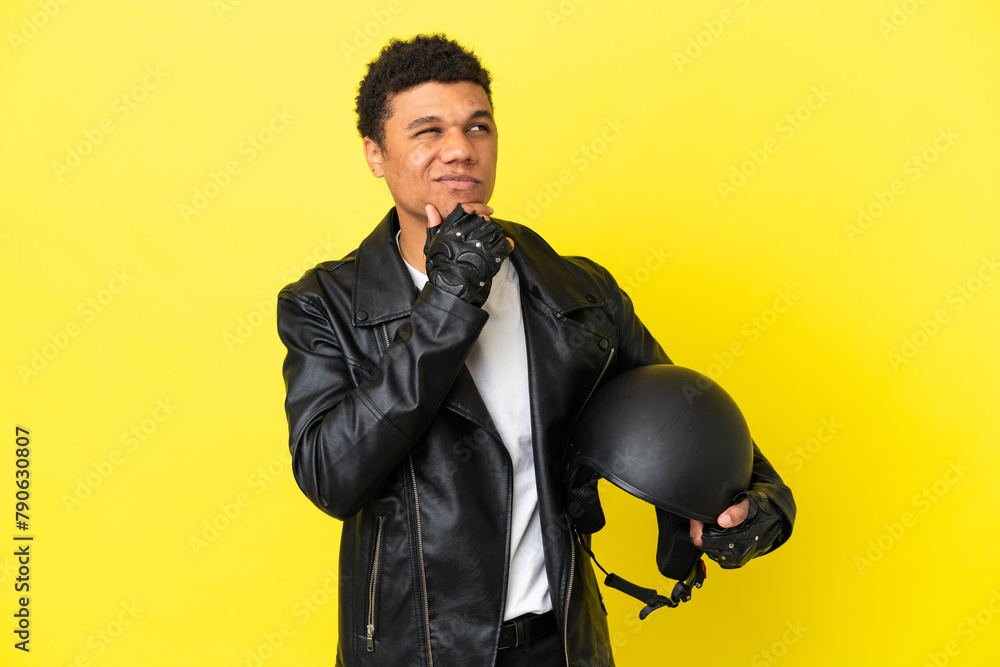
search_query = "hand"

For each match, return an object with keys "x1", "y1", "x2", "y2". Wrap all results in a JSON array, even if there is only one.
[
  {"x1": 689, "y1": 498, "x2": 750, "y2": 547},
  {"x1": 423, "y1": 203, "x2": 512, "y2": 307},
  {"x1": 425, "y1": 202, "x2": 493, "y2": 224},
  {"x1": 692, "y1": 490, "x2": 786, "y2": 569},
  {"x1": 425, "y1": 203, "x2": 514, "y2": 249}
]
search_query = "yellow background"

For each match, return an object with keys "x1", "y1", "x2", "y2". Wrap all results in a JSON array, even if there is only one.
[{"x1": 2, "y1": 0, "x2": 999, "y2": 665}]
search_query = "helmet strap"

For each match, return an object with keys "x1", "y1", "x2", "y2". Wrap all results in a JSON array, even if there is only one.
[{"x1": 573, "y1": 528, "x2": 707, "y2": 619}]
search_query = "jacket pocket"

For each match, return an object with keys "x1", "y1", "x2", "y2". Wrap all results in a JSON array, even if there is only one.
[{"x1": 366, "y1": 514, "x2": 384, "y2": 652}]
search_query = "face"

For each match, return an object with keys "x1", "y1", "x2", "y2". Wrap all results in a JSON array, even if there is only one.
[{"x1": 364, "y1": 81, "x2": 498, "y2": 227}]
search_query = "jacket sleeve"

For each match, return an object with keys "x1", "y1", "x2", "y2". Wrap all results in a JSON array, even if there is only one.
[
  {"x1": 611, "y1": 274, "x2": 796, "y2": 545},
  {"x1": 277, "y1": 281, "x2": 489, "y2": 520},
  {"x1": 746, "y1": 440, "x2": 796, "y2": 550}
]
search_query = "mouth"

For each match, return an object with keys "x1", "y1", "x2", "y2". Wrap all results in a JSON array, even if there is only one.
[{"x1": 435, "y1": 174, "x2": 480, "y2": 191}]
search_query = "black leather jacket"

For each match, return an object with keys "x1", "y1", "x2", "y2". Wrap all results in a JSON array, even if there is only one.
[{"x1": 277, "y1": 208, "x2": 795, "y2": 667}]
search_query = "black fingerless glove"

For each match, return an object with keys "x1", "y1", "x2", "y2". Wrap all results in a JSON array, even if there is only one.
[
  {"x1": 699, "y1": 489, "x2": 786, "y2": 569},
  {"x1": 424, "y1": 204, "x2": 511, "y2": 307}
]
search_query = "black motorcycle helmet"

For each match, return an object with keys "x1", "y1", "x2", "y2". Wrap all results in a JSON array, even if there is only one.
[{"x1": 564, "y1": 364, "x2": 754, "y2": 617}]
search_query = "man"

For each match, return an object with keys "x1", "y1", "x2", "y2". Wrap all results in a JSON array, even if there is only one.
[{"x1": 277, "y1": 34, "x2": 795, "y2": 667}]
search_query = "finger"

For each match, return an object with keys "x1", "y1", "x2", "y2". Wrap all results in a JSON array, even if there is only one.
[
  {"x1": 689, "y1": 519, "x2": 704, "y2": 547},
  {"x1": 425, "y1": 204, "x2": 443, "y2": 228},
  {"x1": 718, "y1": 498, "x2": 751, "y2": 528},
  {"x1": 461, "y1": 203, "x2": 493, "y2": 221},
  {"x1": 506, "y1": 236, "x2": 515, "y2": 251}
]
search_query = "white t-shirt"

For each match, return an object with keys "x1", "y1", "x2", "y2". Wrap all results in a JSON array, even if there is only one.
[{"x1": 396, "y1": 232, "x2": 553, "y2": 619}]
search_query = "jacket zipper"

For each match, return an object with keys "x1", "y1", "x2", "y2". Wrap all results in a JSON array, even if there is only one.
[
  {"x1": 381, "y1": 324, "x2": 390, "y2": 352},
  {"x1": 563, "y1": 346, "x2": 615, "y2": 666},
  {"x1": 366, "y1": 515, "x2": 384, "y2": 652},
  {"x1": 571, "y1": 347, "x2": 615, "y2": 438},
  {"x1": 409, "y1": 455, "x2": 434, "y2": 666},
  {"x1": 563, "y1": 534, "x2": 576, "y2": 667}
]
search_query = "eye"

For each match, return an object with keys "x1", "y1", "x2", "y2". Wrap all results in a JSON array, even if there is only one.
[
  {"x1": 414, "y1": 127, "x2": 442, "y2": 137},
  {"x1": 469, "y1": 123, "x2": 489, "y2": 132}
]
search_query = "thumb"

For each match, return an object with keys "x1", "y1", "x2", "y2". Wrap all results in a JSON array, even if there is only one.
[{"x1": 425, "y1": 204, "x2": 443, "y2": 229}]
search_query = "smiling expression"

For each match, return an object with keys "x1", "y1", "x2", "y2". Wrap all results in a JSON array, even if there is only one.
[{"x1": 363, "y1": 80, "x2": 498, "y2": 227}]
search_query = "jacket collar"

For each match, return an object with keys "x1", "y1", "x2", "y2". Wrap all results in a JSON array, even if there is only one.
[
  {"x1": 351, "y1": 208, "x2": 419, "y2": 326},
  {"x1": 352, "y1": 207, "x2": 604, "y2": 325}
]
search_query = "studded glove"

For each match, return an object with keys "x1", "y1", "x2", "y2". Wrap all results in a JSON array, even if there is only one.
[
  {"x1": 424, "y1": 204, "x2": 511, "y2": 307},
  {"x1": 699, "y1": 489, "x2": 786, "y2": 569}
]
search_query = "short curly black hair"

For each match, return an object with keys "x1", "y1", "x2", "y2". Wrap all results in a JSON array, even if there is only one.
[{"x1": 355, "y1": 33, "x2": 493, "y2": 151}]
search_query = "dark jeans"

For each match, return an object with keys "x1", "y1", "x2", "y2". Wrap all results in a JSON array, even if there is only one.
[{"x1": 494, "y1": 629, "x2": 566, "y2": 667}]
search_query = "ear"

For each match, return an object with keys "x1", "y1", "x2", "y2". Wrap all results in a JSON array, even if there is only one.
[{"x1": 363, "y1": 137, "x2": 385, "y2": 178}]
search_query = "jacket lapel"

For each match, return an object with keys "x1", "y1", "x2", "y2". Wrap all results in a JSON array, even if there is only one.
[
  {"x1": 498, "y1": 217, "x2": 616, "y2": 620},
  {"x1": 498, "y1": 217, "x2": 616, "y2": 460},
  {"x1": 353, "y1": 208, "x2": 497, "y2": 434}
]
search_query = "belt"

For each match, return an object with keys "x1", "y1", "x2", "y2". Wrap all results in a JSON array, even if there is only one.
[{"x1": 497, "y1": 611, "x2": 557, "y2": 650}]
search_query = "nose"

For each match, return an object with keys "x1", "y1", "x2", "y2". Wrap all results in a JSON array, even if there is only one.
[{"x1": 440, "y1": 128, "x2": 476, "y2": 163}]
